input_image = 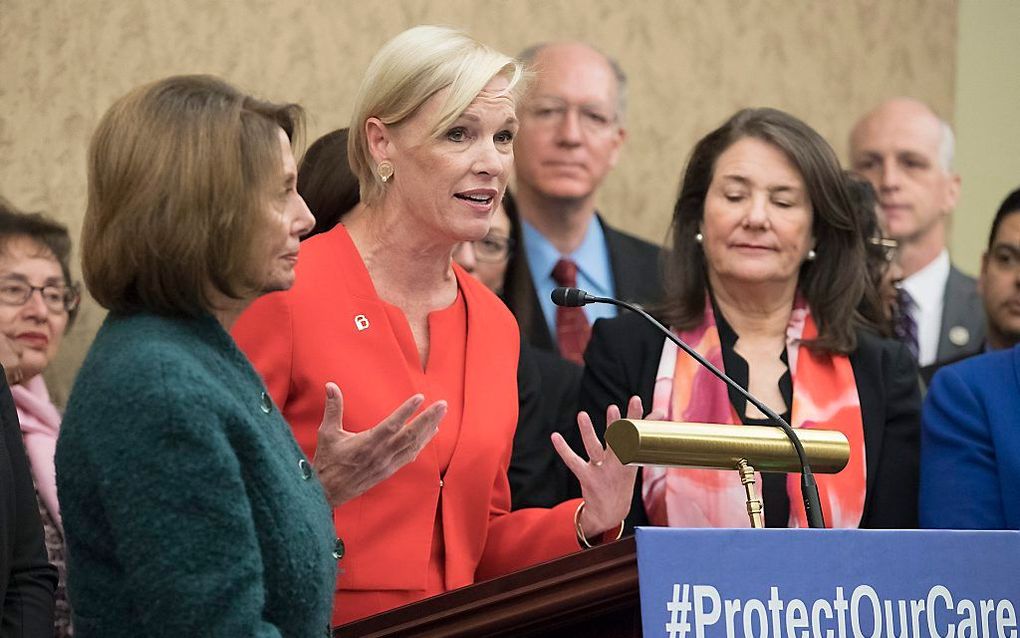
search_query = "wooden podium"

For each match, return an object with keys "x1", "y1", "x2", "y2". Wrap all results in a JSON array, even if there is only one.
[{"x1": 332, "y1": 537, "x2": 641, "y2": 638}]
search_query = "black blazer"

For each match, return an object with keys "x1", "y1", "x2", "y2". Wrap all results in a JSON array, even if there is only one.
[
  {"x1": 502, "y1": 206, "x2": 664, "y2": 353},
  {"x1": 578, "y1": 313, "x2": 922, "y2": 531},
  {"x1": 510, "y1": 343, "x2": 583, "y2": 509},
  {"x1": 0, "y1": 368, "x2": 57, "y2": 636}
]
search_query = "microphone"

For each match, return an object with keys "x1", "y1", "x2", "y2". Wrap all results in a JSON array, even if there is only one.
[
  {"x1": 550, "y1": 286, "x2": 594, "y2": 308},
  {"x1": 551, "y1": 286, "x2": 826, "y2": 529}
]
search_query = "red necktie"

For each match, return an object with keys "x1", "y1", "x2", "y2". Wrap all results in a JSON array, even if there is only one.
[{"x1": 551, "y1": 258, "x2": 591, "y2": 365}]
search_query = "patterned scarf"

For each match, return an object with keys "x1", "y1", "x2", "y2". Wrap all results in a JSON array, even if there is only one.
[
  {"x1": 643, "y1": 300, "x2": 866, "y2": 528},
  {"x1": 13, "y1": 375, "x2": 64, "y2": 534}
]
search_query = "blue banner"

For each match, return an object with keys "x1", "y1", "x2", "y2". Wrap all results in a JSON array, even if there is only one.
[{"x1": 635, "y1": 528, "x2": 1020, "y2": 638}]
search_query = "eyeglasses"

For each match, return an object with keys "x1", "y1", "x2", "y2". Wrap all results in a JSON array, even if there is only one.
[
  {"x1": 457, "y1": 234, "x2": 515, "y2": 263},
  {"x1": 0, "y1": 278, "x2": 80, "y2": 313},
  {"x1": 523, "y1": 98, "x2": 619, "y2": 136},
  {"x1": 868, "y1": 236, "x2": 899, "y2": 263}
]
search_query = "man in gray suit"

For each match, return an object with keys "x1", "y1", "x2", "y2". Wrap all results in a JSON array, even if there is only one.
[{"x1": 850, "y1": 98, "x2": 984, "y2": 366}]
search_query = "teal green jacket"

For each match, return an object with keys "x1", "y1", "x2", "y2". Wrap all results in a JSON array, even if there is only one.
[{"x1": 55, "y1": 313, "x2": 336, "y2": 637}]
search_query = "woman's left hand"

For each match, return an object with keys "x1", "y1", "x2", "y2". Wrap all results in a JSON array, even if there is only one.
[{"x1": 552, "y1": 396, "x2": 664, "y2": 539}]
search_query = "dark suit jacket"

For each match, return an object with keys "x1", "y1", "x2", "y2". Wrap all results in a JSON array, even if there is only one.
[
  {"x1": 502, "y1": 204, "x2": 664, "y2": 353},
  {"x1": 578, "y1": 313, "x2": 922, "y2": 532},
  {"x1": 921, "y1": 345, "x2": 1020, "y2": 529},
  {"x1": 1, "y1": 368, "x2": 57, "y2": 636},
  {"x1": 919, "y1": 345, "x2": 983, "y2": 386},
  {"x1": 935, "y1": 265, "x2": 985, "y2": 363},
  {"x1": 510, "y1": 343, "x2": 583, "y2": 509}
]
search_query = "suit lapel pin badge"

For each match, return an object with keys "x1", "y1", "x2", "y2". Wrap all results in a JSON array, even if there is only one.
[
  {"x1": 948, "y1": 326, "x2": 970, "y2": 347},
  {"x1": 354, "y1": 314, "x2": 370, "y2": 332}
]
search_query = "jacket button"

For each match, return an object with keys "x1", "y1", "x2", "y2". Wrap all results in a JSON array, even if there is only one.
[
  {"x1": 332, "y1": 537, "x2": 345, "y2": 560},
  {"x1": 259, "y1": 392, "x2": 272, "y2": 414},
  {"x1": 299, "y1": 459, "x2": 313, "y2": 480}
]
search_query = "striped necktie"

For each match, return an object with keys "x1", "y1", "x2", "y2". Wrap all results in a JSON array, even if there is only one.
[{"x1": 894, "y1": 287, "x2": 919, "y2": 359}]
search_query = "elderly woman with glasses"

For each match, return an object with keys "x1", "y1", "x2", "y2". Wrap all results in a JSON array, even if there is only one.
[{"x1": 0, "y1": 199, "x2": 80, "y2": 637}]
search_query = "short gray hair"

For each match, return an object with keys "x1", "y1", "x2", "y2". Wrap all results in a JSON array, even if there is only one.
[{"x1": 517, "y1": 42, "x2": 628, "y2": 122}]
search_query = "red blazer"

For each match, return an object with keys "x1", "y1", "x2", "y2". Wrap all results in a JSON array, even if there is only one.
[{"x1": 232, "y1": 226, "x2": 580, "y2": 611}]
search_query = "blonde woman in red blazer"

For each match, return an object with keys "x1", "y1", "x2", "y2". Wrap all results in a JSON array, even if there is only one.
[{"x1": 232, "y1": 26, "x2": 641, "y2": 626}]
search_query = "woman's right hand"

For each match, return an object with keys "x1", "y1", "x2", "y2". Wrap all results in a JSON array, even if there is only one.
[{"x1": 313, "y1": 382, "x2": 446, "y2": 507}]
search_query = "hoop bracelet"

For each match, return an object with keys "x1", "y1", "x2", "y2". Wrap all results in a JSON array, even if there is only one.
[{"x1": 574, "y1": 501, "x2": 625, "y2": 549}]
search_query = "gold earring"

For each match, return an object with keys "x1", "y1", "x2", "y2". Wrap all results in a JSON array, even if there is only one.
[{"x1": 377, "y1": 161, "x2": 394, "y2": 183}]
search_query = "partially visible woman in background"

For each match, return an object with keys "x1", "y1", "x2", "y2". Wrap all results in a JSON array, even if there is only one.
[
  {"x1": 0, "y1": 200, "x2": 80, "y2": 636},
  {"x1": 451, "y1": 198, "x2": 585, "y2": 509},
  {"x1": 845, "y1": 172, "x2": 902, "y2": 337},
  {"x1": 297, "y1": 127, "x2": 359, "y2": 240}
]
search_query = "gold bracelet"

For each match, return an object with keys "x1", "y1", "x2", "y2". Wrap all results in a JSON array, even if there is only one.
[{"x1": 574, "y1": 501, "x2": 625, "y2": 549}]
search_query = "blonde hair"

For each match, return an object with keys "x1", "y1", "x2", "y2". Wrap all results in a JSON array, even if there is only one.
[
  {"x1": 82, "y1": 74, "x2": 303, "y2": 317},
  {"x1": 348, "y1": 25, "x2": 523, "y2": 205}
]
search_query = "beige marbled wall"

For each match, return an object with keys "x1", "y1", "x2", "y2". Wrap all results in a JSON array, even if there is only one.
[{"x1": 0, "y1": 0, "x2": 957, "y2": 404}]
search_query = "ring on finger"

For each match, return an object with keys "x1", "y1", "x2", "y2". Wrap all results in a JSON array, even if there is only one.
[{"x1": 593, "y1": 460, "x2": 604, "y2": 467}]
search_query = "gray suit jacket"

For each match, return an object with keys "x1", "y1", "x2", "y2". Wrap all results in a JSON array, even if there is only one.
[{"x1": 936, "y1": 265, "x2": 985, "y2": 363}]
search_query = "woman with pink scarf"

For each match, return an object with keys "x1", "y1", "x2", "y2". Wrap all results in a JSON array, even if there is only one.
[{"x1": 0, "y1": 200, "x2": 80, "y2": 637}]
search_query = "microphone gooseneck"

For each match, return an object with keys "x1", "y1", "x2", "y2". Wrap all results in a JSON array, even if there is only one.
[{"x1": 551, "y1": 286, "x2": 826, "y2": 529}]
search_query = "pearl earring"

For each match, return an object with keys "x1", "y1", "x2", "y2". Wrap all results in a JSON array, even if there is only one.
[
  {"x1": 695, "y1": 232, "x2": 704, "y2": 244},
  {"x1": 377, "y1": 161, "x2": 394, "y2": 183},
  {"x1": 806, "y1": 249, "x2": 817, "y2": 261}
]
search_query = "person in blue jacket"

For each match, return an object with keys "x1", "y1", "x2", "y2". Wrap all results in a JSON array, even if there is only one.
[{"x1": 921, "y1": 344, "x2": 1020, "y2": 529}]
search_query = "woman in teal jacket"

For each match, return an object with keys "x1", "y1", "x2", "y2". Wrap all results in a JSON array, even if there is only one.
[{"x1": 54, "y1": 75, "x2": 339, "y2": 638}]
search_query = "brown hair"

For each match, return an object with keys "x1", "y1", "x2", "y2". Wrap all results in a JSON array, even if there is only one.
[
  {"x1": 0, "y1": 197, "x2": 81, "y2": 325},
  {"x1": 845, "y1": 172, "x2": 893, "y2": 337},
  {"x1": 660, "y1": 108, "x2": 868, "y2": 354},
  {"x1": 297, "y1": 128, "x2": 359, "y2": 239},
  {"x1": 82, "y1": 74, "x2": 303, "y2": 316}
]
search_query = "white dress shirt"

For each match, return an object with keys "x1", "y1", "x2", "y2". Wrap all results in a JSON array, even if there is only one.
[{"x1": 901, "y1": 249, "x2": 950, "y2": 366}]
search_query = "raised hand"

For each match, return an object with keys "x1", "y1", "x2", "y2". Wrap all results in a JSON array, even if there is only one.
[
  {"x1": 313, "y1": 382, "x2": 446, "y2": 507},
  {"x1": 552, "y1": 396, "x2": 664, "y2": 541}
]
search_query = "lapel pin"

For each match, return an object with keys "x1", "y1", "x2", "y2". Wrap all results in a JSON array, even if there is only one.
[
  {"x1": 354, "y1": 314, "x2": 370, "y2": 332},
  {"x1": 948, "y1": 326, "x2": 970, "y2": 347}
]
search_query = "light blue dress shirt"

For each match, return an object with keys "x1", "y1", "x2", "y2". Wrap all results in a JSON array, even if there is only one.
[{"x1": 521, "y1": 216, "x2": 617, "y2": 339}]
